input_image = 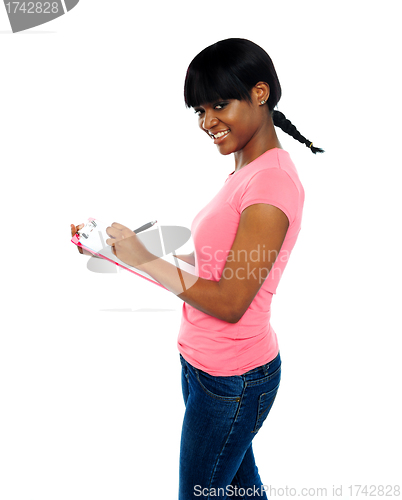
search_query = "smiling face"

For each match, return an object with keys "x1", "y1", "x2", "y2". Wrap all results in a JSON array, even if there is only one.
[
  {"x1": 192, "y1": 84, "x2": 280, "y2": 169},
  {"x1": 194, "y1": 98, "x2": 260, "y2": 155}
]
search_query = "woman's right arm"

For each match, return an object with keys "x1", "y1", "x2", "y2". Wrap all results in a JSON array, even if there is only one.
[{"x1": 173, "y1": 251, "x2": 195, "y2": 267}]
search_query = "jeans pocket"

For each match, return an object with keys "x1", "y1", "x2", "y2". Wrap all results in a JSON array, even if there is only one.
[
  {"x1": 252, "y1": 383, "x2": 280, "y2": 433},
  {"x1": 194, "y1": 368, "x2": 243, "y2": 402}
]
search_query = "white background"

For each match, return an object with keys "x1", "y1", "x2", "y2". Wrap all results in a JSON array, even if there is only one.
[{"x1": 1, "y1": 1, "x2": 401, "y2": 499}]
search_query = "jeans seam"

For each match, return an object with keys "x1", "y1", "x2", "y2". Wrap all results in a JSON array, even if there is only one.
[
  {"x1": 208, "y1": 392, "x2": 244, "y2": 495},
  {"x1": 251, "y1": 384, "x2": 280, "y2": 434},
  {"x1": 245, "y1": 364, "x2": 281, "y2": 387}
]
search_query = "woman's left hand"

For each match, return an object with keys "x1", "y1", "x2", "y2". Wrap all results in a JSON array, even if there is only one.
[{"x1": 105, "y1": 222, "x2": 154, "y2": 268}]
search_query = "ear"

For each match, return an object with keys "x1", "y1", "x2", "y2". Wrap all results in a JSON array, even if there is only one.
[{"x1": 251, "y1": 82, "x2": 270, "y2": 104}]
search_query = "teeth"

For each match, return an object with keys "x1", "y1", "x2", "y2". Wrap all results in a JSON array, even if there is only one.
[{"x1": 212, "y1": 130, "x2": 230, "y2": 139}]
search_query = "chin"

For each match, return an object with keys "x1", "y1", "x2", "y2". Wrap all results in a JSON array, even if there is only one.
[
  {"x1": 218, "y1": 149, "x2": 233, "y2": 156},
  {"x1": 217, "y1": 144, "x2": 236, "y2": 156}
]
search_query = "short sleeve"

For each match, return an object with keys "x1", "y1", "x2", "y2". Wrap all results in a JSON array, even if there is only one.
[{"x1": 239, "y1": 168, "x2": 300, "y2": 224}]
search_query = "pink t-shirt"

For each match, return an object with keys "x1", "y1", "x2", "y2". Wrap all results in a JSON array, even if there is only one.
[{"x1": 177, "y1": 148, "x2": 304, "y2": 376}]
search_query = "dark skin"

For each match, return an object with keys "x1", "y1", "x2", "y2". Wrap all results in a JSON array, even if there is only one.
[
  {"x1": 194, "y1": 83, "x2": 282, "y2": 171},
  {"x1": 71, "y1": 83, "x2": 289, "y2": 323}
]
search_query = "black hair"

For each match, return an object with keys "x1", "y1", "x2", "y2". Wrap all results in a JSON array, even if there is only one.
[{"x1": 184, "y1": 38, "x2": 324, "y2": 154}]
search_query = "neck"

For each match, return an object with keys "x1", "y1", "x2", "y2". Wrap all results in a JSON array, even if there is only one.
[{"x1": 234, "y1": 117, "x2": 282, "y2": 172}]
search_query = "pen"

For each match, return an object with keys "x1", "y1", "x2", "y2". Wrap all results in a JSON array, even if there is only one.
[{"x1": 133, "y1": 220, "x2": 157, "y2": 234}]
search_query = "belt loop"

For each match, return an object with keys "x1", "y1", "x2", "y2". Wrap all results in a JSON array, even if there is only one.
[{"x1": 263, "y1": 363, "x2": 269, "y2": 376}]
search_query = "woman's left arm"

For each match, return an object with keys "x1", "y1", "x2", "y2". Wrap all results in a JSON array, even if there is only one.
[{"x1": 106, "y1": 204, "x2": 289, "y2": 323}]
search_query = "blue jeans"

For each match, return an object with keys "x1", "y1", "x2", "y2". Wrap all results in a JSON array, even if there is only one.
[{"x1": 179, "y1": 352, "x2": 281, "y2": 499}]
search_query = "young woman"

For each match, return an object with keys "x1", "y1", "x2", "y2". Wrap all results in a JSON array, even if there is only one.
[{"x1": 71, "y1": 38, "x2": 323, "y2": 499}]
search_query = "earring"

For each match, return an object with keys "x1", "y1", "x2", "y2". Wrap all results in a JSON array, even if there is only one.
[{"x1": 260, "y1": 100, "x2": 267, "y2": 105}]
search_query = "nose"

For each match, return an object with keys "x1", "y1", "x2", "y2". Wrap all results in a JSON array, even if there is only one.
[{"x1": 200, "y1": 108, "x2": 219, "y2": 132}]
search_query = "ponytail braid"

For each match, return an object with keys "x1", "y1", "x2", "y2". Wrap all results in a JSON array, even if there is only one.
[{"x1": 273, "y1": 110, "x2": 324, "y2": 154}]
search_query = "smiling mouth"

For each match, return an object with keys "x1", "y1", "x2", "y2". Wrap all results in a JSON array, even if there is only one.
[{"x1": 209, "y1": 129, "x2": 230, "y2": 139}]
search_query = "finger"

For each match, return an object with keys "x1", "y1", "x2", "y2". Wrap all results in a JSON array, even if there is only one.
[
  {"x1": 111, "y1": 222, "x2": 130, "y2": 231},
  {"x1": 105, "y1": 226, "x2": 121, "y2": 239},
  {"x1": 105, "y1": 237, "x2": 116, "y2": 247},
  {"x1": 71, "y1": 223, "x2": 84, "y2": 235},
  {"x1": 71, "y1": 224, "x2": 84, "y2": 254},
  {"x1": 111, "y1": 223, "x2": 135, "y2": 240}
]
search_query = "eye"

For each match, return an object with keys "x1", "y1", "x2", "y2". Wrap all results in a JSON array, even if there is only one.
[
  {"x1": 214, "y1": 101, "x2": 228, "y2": 110},
  {"x1": 193, "y1": 101, "x2": 229, "y2": 116}
]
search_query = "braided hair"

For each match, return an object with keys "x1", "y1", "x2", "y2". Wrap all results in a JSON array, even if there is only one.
[
  {"x1": 184, "y1": 38, "x2": 324, "y2": 155},
  {"x1": 273, "y1": 110, "x2": 324, "y2": 154}
]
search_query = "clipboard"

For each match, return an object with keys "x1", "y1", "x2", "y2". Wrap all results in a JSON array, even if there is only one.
[{"x1": 71, "y1": 218, "x2": 196, "y2": 290}]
